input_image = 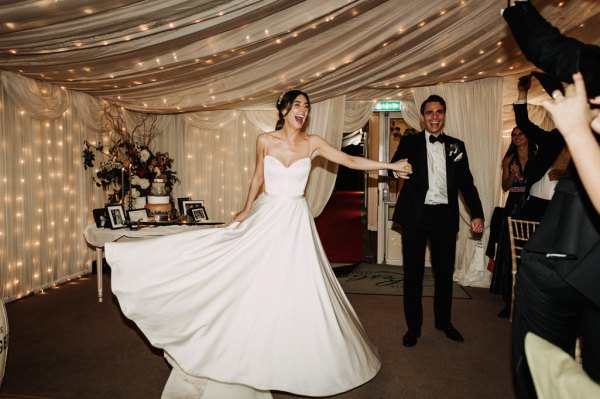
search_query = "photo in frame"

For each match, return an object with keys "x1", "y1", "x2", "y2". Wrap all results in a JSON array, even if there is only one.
[
  {"x1": 106, "y1": 204, "x2": 126, "y2": 229},
  {"x1": 177, "y1": 197, "x2": 191, "y2": 214},
  {"x1": 182, "y1": 200, "x2": 205, "y2": 218},
  {"x1": 92, "y1": 208, "x2": 109, "y2": 228},
  {"x1": 191, "y1": 206, "x2": 209, "y2": 222},
  {"x1": 127, "y1": 208, "x2": 149, "y2": 222}
]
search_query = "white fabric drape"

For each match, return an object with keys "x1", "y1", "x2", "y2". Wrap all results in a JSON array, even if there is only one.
[
  {"x1": 306, "y1": 96, "x2": 346, "y2": 216},
  {"x1": 344, "y1": 102, "x2": 374, "y2": 133},
  {"x1": 1, "y1": 1, "x2": 597, "y2": 113}
]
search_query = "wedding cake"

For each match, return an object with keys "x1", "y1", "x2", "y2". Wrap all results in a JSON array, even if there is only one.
[{"x1": 145, "y1": 178, "x2": 171, "y2": 220}]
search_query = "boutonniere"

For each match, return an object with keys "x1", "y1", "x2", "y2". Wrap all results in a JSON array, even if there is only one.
[{"x1": 448, "y1": 143, "x2": 463, "y2": 162}]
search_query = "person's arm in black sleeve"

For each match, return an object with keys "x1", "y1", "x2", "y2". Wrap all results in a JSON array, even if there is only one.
[
  {"x1": 503, "y1": 1, "x2": 600, "y2": 97},
  {"x1": 388, "y1": 135, "x2": 410, "y2": 177}
]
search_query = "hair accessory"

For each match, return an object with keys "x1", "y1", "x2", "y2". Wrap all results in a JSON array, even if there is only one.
[{"x1": 277, "y1": 88, "x2": 294, "y2": 106}]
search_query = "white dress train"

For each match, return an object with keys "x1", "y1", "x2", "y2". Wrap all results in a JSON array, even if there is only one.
[{"x1": 105, "y1": 155, "x2": 381, "y2": 397}]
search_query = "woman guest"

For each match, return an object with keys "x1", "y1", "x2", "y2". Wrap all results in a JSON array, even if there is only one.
[
  {"x1": 106, "y1": 90, "x2": 412, "y2": 399},
  {"x1": 489, "y1": 126, "x2": 536, "y2": 318}
]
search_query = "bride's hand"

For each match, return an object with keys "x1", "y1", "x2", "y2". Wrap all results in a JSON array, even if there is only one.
[
  {"x1": 391, "y1": 158, "x2": 412, "y2": 179},
  {"x1": 227, "y1": 209, "x2": 251, "y2": 226}
]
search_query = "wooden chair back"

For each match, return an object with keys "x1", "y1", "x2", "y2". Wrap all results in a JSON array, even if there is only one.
[{"x1": 507, "y1": 217, "x2": 540, "y2": 322}]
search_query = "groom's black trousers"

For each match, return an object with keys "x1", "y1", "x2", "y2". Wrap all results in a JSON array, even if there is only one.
[{"x1": 401, "y1": 204, "x2": 457, "y2": 332}]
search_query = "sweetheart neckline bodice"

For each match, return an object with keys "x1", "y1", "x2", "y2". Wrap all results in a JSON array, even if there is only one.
[{"x1": 265, "y1": 155, "x2": 310, "y2": 169}]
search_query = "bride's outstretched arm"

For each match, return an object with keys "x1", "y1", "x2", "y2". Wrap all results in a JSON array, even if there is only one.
[
  {"x1": 229, "y1": 134, "x2": 268, "y2": 224},
  {"x1": 309, "y1": 135, "x2": 412, "y2": 178}
]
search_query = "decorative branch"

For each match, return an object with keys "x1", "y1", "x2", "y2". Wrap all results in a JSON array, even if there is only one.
[{"x1": 101, "y1": 102, "x2": 159, "y2": 148}]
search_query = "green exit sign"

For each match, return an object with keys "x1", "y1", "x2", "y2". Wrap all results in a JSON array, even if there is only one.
[{"x1": 374, "y1": 101, "x2": 401, "y2": 112}]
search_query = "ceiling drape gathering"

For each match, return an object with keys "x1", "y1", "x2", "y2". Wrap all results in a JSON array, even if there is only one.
[{"x1": 1, "y1": 1, "x2": 597, "y2": 113}]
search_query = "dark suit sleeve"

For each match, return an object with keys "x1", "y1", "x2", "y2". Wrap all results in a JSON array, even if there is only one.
[
  {"x1": 457, "y1": 144, "x2": 484, "y2": 220},
  {"x1": 503, "y1": 2, "x2": 600, "y2": 97},
  {"x1": 513, "y1": 103, "x2": 565, "y2": 186},
  {"x1": 514, "y1": 103, "x2": 549, "y2": 143},
  {"x1": 388, "y1": 135, "x2": 410, "y2": 177}
]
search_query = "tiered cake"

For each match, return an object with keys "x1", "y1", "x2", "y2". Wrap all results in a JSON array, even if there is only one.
[{"x1": 145, "y1": 178, "x2": 171, "y2": 220}]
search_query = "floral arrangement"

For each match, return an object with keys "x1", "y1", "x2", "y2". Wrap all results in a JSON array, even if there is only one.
[
  {"x1": 82, "y1": 103, "x2": 179, "y2": 204},
  {"x1": 82, "y1": 141, "x2": 178, "y2": 204},
  {"x1": 448, "y1": 143, "x2": 464, "y2": 162}
]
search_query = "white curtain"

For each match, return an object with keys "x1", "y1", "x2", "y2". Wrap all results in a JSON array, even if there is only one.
[{"x1": 0, "y1": 74, "x2": 102, "y2": 301}]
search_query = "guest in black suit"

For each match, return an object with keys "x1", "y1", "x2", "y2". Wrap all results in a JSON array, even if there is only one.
[
  {"x1": 504, "y1": 2, "x2": 600, "y2": 398},
  {"x1": 390, "y1": 95, "x2": 484, "y2": 347}
]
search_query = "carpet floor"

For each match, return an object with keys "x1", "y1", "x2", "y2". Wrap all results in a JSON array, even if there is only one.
[{"x1": 0, "y1": 273, "x2": 515, "y2": 399}]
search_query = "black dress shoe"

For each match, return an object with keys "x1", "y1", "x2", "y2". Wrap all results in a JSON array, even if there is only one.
[
  {"x1": 436, "y1": 325, "x2": 464, "y2": 342},
  {"x1": 402, "y1": 329, "x2": 421, "y2": 347}
]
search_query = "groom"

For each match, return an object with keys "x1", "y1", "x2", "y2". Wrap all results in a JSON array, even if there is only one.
[{"x1": 391, "y1": 95, "x2": 484, "y2": 347}]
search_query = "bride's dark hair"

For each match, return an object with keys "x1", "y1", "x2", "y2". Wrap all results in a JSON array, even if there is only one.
[{"x1": 275, "y1": 90, "x2": 310, "y2": 130}]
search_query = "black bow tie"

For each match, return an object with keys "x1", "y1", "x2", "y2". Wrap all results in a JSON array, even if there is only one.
[{"x1": 429, "y1": 134, "x2": 445, "y2": 144}]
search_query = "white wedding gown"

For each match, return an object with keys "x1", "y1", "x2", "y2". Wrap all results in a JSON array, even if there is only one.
[{"x1": 105, "y1": 155, "x2": 381, "y2": 398}]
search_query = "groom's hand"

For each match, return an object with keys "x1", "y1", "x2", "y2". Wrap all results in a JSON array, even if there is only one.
[{"x1": 470, "y1": 218, "x2": 484, "y2": 234}]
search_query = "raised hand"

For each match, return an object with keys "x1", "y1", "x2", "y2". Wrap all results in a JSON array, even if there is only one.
[
  {"x1": 542, "y1": 72, "x2": 594, "y2": 140},
  {"x1": 518, "y1": 74, "x2": 532, "y2": 92}
]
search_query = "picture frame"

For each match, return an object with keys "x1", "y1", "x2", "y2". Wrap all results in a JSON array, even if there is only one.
[
  {"x1": 182, "y1": 200, "x2": 205, "y2": 217},
  {"x1": 177, "y1": 197, "x2": 191, "y2": 214},
  {"x1": 127, "y1": 208, "x2": 149, "y2": 222},
  {"x1": 106, "y1": 204, "x2": 126, "y2": 229},
  {"x1": 191, "y1": 206, "x2": 209, "y2": 222},
  {"x1": 92, "y1": 208, "x2": 109, "y2": 228}
]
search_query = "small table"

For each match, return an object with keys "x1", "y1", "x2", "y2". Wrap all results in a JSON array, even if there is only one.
[{"x1": 83, "y1": 222, "x2": 222, "y2": 302}]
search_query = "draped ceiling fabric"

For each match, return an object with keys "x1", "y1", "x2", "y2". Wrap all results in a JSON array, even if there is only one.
[
  {"x1": 1, "y1": 0, "x2": 598, "y2": 112},
  {"x1": 1, "y1": 0, "x2": 599, "y2": 300}
]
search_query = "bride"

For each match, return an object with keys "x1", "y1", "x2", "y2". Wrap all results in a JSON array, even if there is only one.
[{"x1": 105, "y1": 90, "x2": 412, "y2": 398}]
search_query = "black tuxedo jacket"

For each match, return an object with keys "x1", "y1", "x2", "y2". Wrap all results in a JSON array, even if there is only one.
[{"x1": 390, "y1": 131, "x2": 483, "y2": 232}]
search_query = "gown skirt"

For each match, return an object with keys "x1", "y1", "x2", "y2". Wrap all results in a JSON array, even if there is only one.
[{"x1": 106, "y1": 158, "x2": 381, "y2": 397}]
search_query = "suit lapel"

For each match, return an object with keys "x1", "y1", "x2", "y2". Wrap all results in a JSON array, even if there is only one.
[
  {"x1": 444, "y1": 135, "x2": 455, "y2": 188},
  {"x1": 416, "y1": 132, "x2": 429, "y2": 189}
]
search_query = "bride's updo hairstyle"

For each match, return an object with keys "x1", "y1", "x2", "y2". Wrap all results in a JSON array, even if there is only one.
[{"x1": 275, "y1": 89, "x2": 311, "y2": 130}]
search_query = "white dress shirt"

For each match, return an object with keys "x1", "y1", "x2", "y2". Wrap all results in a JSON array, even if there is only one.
[{"x1": 425, "y1": 131, "x2": 449, "y2": 205}]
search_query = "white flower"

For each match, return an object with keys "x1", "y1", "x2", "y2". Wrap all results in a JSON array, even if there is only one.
[
  {"x1": 154, "y1": 167, "x2": 162, "y2": 175},
  {"x1": 140, "y1": 149, "x2": 151, "y2": 162},
  {"x1": 447, "y1": 143, "x2": 463, "y2": 162},
  {"x1": 131, "y1": 175, "x2": 140, "y2": 185},
  {"x1": 139, "y1": 178, "x2": 150, "y2": 189}
]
